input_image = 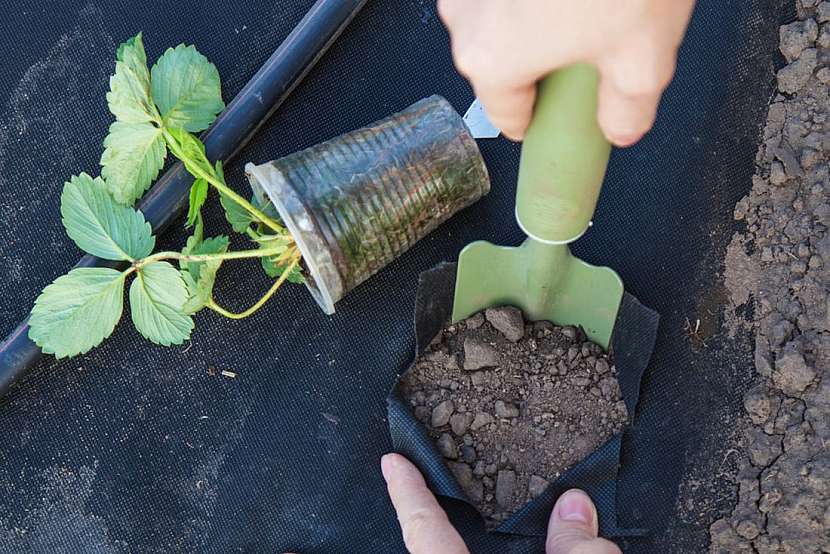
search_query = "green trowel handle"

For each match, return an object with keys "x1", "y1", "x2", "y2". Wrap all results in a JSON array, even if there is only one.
[{"x1": 515, "y1": 64, "x2": 611, "y2": 243}]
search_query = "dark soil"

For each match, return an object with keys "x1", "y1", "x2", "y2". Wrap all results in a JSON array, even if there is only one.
[
  {"x1": 400, "y1": 306, "x2": 627, "y2": 526},
  {"x1": 712, "y1": 3, "x2": 830, "y2": 552}
]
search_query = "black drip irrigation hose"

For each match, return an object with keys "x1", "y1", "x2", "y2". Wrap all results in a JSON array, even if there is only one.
[{"x1": 0, "y1": 0, "x2": 368, "y2": 395}]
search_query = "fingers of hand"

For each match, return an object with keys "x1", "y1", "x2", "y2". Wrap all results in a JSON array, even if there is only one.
[
  {"x1": 474, "y1": 82, "x2": 537, "y2": 141},
  {"x1": 438, "y1": 0, "x2": 539, "y2": 140},
  {"x1": 596, "y1": 44, "x2": 677, "y2": 147},
  {"x1": 546, "y1": 489, "x2": 622, "y2": 554},
  {"x1": 381, "y1": 454, "x2": 469, "y2": 554}
]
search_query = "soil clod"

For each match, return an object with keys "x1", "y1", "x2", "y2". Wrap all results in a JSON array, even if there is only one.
[
  {"x1": 401, "y1": 308, "x2": 627, "y2": 525},
  {"x1": 713, "y1": 5, "x2": 830, "y2": 551},
  {"x1": 463, "y1": 337, "x2": 500, "y2": 370},
  {"x1": 485, "y1": 306, "x2": 525, "y2": 342}
]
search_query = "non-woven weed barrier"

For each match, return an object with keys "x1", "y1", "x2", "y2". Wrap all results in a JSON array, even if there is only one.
[
  {"x1": 388, "y1": 263, "x2": 658, "y2": 539},
  {"x1": 0, "y1": 1, "x2": 801, "y2": 552}
]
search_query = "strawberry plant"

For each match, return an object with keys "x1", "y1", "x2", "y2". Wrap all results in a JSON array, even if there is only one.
[{"x1": 28, "y1": 33, "x2": 302, "y2": 358}]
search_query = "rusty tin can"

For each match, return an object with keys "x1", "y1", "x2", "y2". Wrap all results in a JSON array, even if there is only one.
[{"x1": 245, "y1": 95, "x2": 490, "y2": 314}]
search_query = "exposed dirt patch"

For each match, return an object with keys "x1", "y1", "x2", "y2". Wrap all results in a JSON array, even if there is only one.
[
  {"x1": 711, "y1": 3, "x2": 830, "y2": 552},
  {"x1": 400, "y1": 307, "x2": 627, "y2": 526}
]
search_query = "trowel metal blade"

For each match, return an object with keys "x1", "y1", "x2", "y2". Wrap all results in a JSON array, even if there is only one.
[{"x1": 463, "y1": 98, "x2": 501, "y2": 139}]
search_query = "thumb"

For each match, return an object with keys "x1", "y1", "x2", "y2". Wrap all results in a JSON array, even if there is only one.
[
  {"x1": 381, "y1": 453, "x2": 469, "y2": 554},
  {"x1": 546, "y1": 489, "x2": 622, "y2": 554}
]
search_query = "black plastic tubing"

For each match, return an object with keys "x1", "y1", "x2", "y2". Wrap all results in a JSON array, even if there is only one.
[{"x1": 0, "y1": 0, "x2": 368, "y2": 395}]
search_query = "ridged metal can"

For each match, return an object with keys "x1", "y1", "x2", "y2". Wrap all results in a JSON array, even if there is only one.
[{"x1": 245, "y1": 95, "x2": 490, "y2": 314}]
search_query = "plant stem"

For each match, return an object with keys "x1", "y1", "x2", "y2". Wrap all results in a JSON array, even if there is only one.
[
  {"x1": 200, "y1": 169, "x2": 286, "y2": 235},
  {"x1": 206, "y1": 255, "x2": 300, "y2": 320},
  {"x1": 136, "y1": 246, "x2": 290, "y2": 268},
  {"x1": 161, "y1": 128, "x2": 287, "y2": 236}
]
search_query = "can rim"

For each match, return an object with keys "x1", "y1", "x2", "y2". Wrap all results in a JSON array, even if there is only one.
[{"x1": 245, "y1": 161, "x2": 343, "y2": 314}]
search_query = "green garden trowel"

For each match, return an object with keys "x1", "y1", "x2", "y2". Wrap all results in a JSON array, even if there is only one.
[{"x1": 454, "y1": 64, "x2": 623, "y2": 350}]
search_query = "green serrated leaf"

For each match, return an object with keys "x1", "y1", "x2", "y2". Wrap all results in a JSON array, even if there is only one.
[
  {"x1": 100, "y1": 121, "x2": 167, "y2": 205},
  {"x1": 180, "y1": 235, "x2": 228, "y2": 314},
  {"x1": 151, "y1": 44, "x2": 224, "y2": 132},
  {"x1": 214, "y1": 160, "x2": 255, "y2": 233},
  {"x1": 220, "y1": 192, "x2": 254, "y2": 233},
  {"x1": 61, "y1": 173, "x2": 155, "y2": 261},
  {"x1": 29, "y1": 268, "x2": 125, "y2": 358},
  {"x1": 187, "y1": 178, "x2": 208, "y2": 227},
  {"x1": 130, "y1": 262, "x2": 194, "y2": 346},
  {"x1": 164, "y1": 127, "x2": 213, "y2": 177},
  {"x1": 180, "y1": 233, "x2": 227, "y2": 313},
  {"x1": 181, "y1": 271, "x2": 208, "y2": 314},
  {"x1": 183, "y1": 235, "x2": 229, "y2": 281},
  {"x1": 107, "y1": 33, "x2": 159, "y2": 124}
]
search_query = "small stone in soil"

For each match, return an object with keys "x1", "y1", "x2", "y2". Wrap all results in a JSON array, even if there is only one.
[
  {"x1": 495, "y1": 470, "x2": 517, "y2": 509},
  {"x1": 414, "y1": 406, "x2": 430, "y2": 423},
  {"x1": 528, "y1": 475, "x2": 549, "y2": 498},
  {"x1": 777, "y1": 47, "x2": 818, "y2": 93},
  {"x1": 437, "y1": 433, "x2": 459, "y2": 459},
  {"x1": 470, "y1": 371, "x2": 487, "y2": 387},
  {"x1": 772, "y1": 348, "x2": 816, "y2": 395},
  {"x1": 449, "y1": 461, "x2": 473, "y2": 490},
  {"x1": 485, "y1": 306, "x2": 525, "y2": 342},
  {"x1": 431, "y1": 400, "x2": 455, "y2": 428},
  {"x1": 471, "y1": 412, "x2": 494, "y2": 430},
  {"x1": 743, "y1": 383, "x2": 773, "y2": 424},
  {"x1": 466, "y1": 312, "x2": 485, "y2": 329},
  {"x1": 450, "y1": 412, "x2": 471, "y2": 436},
  {"x1": 460, "y1": 445, "x2": 477, "y2": 464},
  {"x1": 494, "y1": 400, "x2": 520, "y2": 419},
  {"x1": 463, "y1": 337, "x2": 500, "y2": 370},
  {"x1": 467, "y1": 478, "x2": 484, "y2": 503}
]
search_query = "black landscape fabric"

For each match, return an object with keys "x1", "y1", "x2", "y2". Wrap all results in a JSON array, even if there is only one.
[
  {"x1": 0, "y1": 1, "x2": 793, "y2": 553},
  {"x1": 388, "y1": 263, "x2": 659, "y2": 542}
]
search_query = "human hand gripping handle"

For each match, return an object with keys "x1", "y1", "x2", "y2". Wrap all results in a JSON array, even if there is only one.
[
  {"x1": 438, "y1": 0, "x2": 696, "y2": 146},
  {"x1": 380, "y1": 453, "x2": 622, "y2": 554}
]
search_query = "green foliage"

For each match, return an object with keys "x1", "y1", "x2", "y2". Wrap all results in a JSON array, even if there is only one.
[
  {"x1": 220, "y1": 191, "x2": 255, "y2": 234},
  {"x1": 218, "y1": 167, "x2": 281, "y2": 234},
  {"x1": 106, "y1": 33, "x2": 158, "y2": 124},
  {"x1": 130, "y1": 262, "x2": 194, "y2": 345},
  {"x1": 164, "y1": 127, "x2": 214, "y2": 177},
  {"x1": 29, "y1": 268, "x2": 126, "y2": 358},
  {"x1": 101, "y1": 121, "x2": 167, "y2": 204},
  {"x1": 102, "y1": 33, "x2": 222, "y2": 206},
  {"x1": 253, "y1": 193, "x2": 281, "y2": 221},
  {"x1": 256, "y1": 234, "x2": 303, "y2": 283},
  {"x1": 60, "y1": 173, "x2": 154, "y2": 261},
  {"x1": 151, "y1": 44, "x2": 225, "y2": 132},
  {"x1": 262, "y1": 255, "x2": 305, "y2": 283},
  {"x1": 187, "y1": 178, "x2": 208, "y2": 227},
  {"x1": 182, "y1": 234, "x2": 230, "y2": 282},
  {"x1": 29, "y1": 33, "x2": 301, "y2": 359},
  {"x1": 180, "y1": 234, "x2": 229, "y2": 314}
]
